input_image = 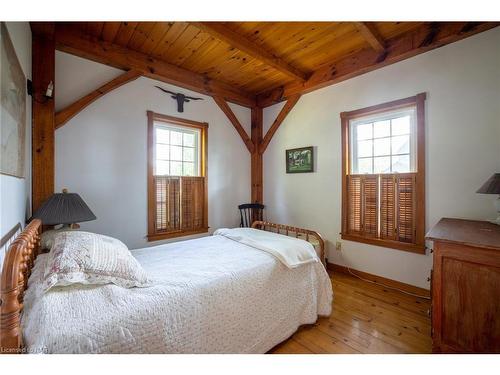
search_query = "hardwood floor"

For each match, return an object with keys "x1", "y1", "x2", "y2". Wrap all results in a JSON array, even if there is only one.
[{"x1": 270, "y1": 271, "x2": 432, "y2": 354}]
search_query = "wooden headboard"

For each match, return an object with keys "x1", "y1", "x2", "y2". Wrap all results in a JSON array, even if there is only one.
[
  {"x1": 251, "y1": 221, "x2": 326, "y2": 265},
  {"x1": 0, "y1": 223, "x2": 22, "y2": 269},
  {"x1": 0, "y1": 219, "x2": 42, "y2": 354}
]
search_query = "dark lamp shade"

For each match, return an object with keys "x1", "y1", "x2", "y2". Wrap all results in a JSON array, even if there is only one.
[
  {"x1": 32, "y1": 192, "x2": 97, "y2": 225},
  {"x1": 477, "y1": 173, "x2": 500, "y2": 194}
]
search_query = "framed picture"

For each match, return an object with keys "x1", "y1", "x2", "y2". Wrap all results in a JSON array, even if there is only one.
[
  {"x1": 286, "y1": 146, "x2": 314, "y2": 173},
  {"x1": 1, "y1": 22, "x2": 26, "y2": 178}
]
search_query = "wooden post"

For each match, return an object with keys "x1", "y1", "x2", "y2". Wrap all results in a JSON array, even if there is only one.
[
  {"x1": 31, "y1": 23, "x2": 55, "y2": 212},
  {"x1": 251, "y1": 106, "x2": 263, "y2": 204}
]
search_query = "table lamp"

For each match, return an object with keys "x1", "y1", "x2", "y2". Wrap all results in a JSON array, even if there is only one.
[
  {"x1": 31, "y1": 188, "x2": 96, "y2": 227},
  {"x1": 477, "y1": 173, "x2": 500, "y2": 225}
]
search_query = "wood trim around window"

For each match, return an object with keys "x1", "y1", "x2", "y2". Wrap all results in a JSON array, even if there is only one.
[
  {"x1": 340, "y1": 93, "x2": 426, "y2": 254},
  {"x1": 147, "y1": 110, "x2": 208, "y2": 241}
]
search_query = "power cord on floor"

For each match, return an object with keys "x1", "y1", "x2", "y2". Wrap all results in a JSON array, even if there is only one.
[{"x1": 336, "y1": 251, "x2": 431, "y2": 300}]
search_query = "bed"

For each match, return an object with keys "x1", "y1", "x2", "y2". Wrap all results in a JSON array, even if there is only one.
[{"x1": 0, "y1": 220, "x2": 332, "y2": 354}]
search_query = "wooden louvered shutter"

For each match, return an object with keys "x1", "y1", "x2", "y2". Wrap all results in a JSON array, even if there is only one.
[
  {"x1": 347, "y1": 175, "x2": 362, "y2": 234},
  {"x1": 169, "y1": 177, "x2": 181, "y2": 230},
  {"x1": 155, "y1": 175, "x2": 168, "y2": 231},
  {"x1": 396, "y1": 174, "x2": 416, "y2": 243},
  {"x1": 180, "y1": 176, "x2": 205, "y2": 232},
  {"x1": 347, "y1": 175, "x2": 378, "y2": 237},
  {"x1": 153, "y1": 176, "x2": 206, "y2": 235},
  {"x1": 362, "y1": 176, "x2": 378, "y2": 237},
  {"x1": 380, "y1": 175, "x2": 396, "y2": 240},
  {"x1": 155, "y1": 176, "x2": 180, "y2": 232},
  {"x1": 345, "y1": 173, "x2": 417, "y2": 246}
]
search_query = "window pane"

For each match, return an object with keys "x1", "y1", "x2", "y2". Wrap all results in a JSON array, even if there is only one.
[
  {"x1": 156, "y1": 144, "x2": 170, "y2": 160},
  {"x1": 392, "y1": 134, "x2": 410, "y2": 154},
  {"x1": 183, "y1": 162, "x2": 195, "y2": 176},
  {"x1": 357, "y1": 140, "x2": 373, "y2": 157},
  {"x1": 392, "y1": 154, "x2": 410, "y2": 173},
  {"x1": 156, "y1": 128, "x2": 169, "y2": 144},
  {"x1": 392, "y1": 116, "x2": 410, "y2": 135},
  {"x1": 374, "y1": 156, "x2": 391, "y2": 173},
  {"x1": 357, "y1": 158, "x2": 373, "y2": 174},
  {"x1": 170, "y1": 161, "x2": 182, "y2": 176},
  {"x1": 374, "y1": 137, "x2": 390, "y2": 156},
  {"x1": 170, "y1": 131, "x2": 183, "y2": 145},
  {"x1": 183, "y1": 147, "x2": 194, "y2": 162},
  {"x1": 156, "y1": 160, "x2": 169, "y2": 175},
  {"x1": 356, "y1": 123, "x2": 372, "y2": 140},
  {"x1": 373, "y1": 120, "x2": 390, "y2": 138},
  {"x1": 171, "y1": 145, "x2": 182, "y2": 161},
  {"x1": 183, "y1": 132, "x2": 195, "y2": 147}
]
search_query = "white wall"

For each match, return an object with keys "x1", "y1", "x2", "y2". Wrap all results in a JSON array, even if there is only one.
[
  {"x1": 0, "y1": 22, "x2": 32, "y2": 240},
  {"x1": 263, "y1": 28, "x2": 500, "y2": 289},
  {"x1": 55, "y1": 52, "x2": 251, "y2": 249}
]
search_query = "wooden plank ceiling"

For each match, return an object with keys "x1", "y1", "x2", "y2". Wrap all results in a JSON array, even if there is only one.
[{"x1": 54, "y1": 22, "x2": 497, "y2": 107}]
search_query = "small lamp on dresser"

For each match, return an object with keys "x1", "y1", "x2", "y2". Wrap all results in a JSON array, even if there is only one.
[{"x1": 477, "y1": 173, "x2": 500, "y2": 225}]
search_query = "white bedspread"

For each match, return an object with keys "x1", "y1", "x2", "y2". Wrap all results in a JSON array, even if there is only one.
[
  {"x1": 22, "y1": 234, "x2": 332, "y2": 353},
  {"x1": 214, "y1": 227, "x2": 319, "y2": 268}
]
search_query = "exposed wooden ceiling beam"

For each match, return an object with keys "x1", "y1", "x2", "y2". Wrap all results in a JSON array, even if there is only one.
[
  {"x1": 213, "y1": 96, "x2": 254, "y2": 153},
  {"x1": 191, "y1": 22, "x2": 308, "y2": 82},
  {"x1": 354, "y1": 22, "x2": 386, "y2": 52},
  {"x1": 257, "y1": 22, "x2": 499, "y2": 107},
  {"x1": 259, "y1": 95, "x2": 301, "y2": 154},
  {"x1": 54, "y1": 26, "x2": 256, "y2": 108},
  {"x1": 55, "y1": 70, "x2": 141, "y2": 129}
]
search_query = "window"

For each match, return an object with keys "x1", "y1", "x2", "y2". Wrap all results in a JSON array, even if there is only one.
[
  {"x1": 147, "y1": 111, "x2": 208, "y2": 241},
  {"x1": 341, "y1": 94, "x2": 426, "y2": 253},
  {"x1": 350, "y1": 108, "x2": 416, "y2": 174}
]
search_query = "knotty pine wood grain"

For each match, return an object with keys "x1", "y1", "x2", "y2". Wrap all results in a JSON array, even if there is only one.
[
  {"x1": 192, "y1": 22, "x2": 308, "y2": 81},
  {"x1": 257, "y1": 22, "x2": 498, "y2": 106},
  {"x1": 55, "y1": 22, "x2": 497, "y2": 105},
  {"x1": 270, "y1": 271, "x2": 431, "y2": 354},
  {"x1": 54, "y1": 27, "x2": 256, "y2": 107}
]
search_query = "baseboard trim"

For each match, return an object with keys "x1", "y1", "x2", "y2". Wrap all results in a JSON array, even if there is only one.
[{"x1": 326, "y1": 262, "x2": 430, "y2": 298}]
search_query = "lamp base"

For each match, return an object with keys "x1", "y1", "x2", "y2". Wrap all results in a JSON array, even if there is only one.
[{"x1": 58, "y1": 223, "x2": 80, "y2": 229}]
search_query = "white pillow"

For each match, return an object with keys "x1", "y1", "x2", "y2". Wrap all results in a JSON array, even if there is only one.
[
  {"x1": 40, "y1": 228, "x2": 78, "y2": 250},
  {"x1": 42, "y1": 231, "x2": 151, "y2": 292}
]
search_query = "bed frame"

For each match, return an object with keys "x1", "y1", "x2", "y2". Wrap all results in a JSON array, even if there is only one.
[
  {"x1": 0, "y1": 219, "x2": 42, "y2": 354},
  {"x1": 251, "y1": 221, "x2": 325, "y2": 265},
  {"x1": 0, "y1": 219, "x2": 324, "y2": 354}
]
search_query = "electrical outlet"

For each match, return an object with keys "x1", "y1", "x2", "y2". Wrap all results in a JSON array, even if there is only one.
[{"x1": 335, "y1": 241, "x2": 342, "y2": 251}]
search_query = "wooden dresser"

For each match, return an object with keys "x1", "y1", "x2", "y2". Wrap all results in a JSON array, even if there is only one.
[{"x1": 427, "y1": 218, "x2": 500, "y2": 353}]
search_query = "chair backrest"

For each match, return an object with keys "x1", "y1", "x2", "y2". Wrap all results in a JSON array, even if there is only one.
[{"x1": 238, "y1": 203, "x2": 265, "y2": 227}]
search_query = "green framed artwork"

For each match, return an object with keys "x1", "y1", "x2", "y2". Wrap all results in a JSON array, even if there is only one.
[{"x1": 286, "y1": 146, "x2": 314, "y2": 173}]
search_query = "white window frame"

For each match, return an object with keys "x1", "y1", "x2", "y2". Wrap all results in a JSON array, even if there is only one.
[
  {"x1": 349, "y1": 106, "x2": 417, "y2": 175},
  {"x1": 153, "y1": 122, "x2": 201, "y2": 177}
]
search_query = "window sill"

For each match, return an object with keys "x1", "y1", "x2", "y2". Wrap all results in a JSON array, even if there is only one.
[
  {"x1": 147, "y1": 227, "x2": 209, "y2": 242},
  {"x1": 341, "y1": 233, "x2": 426, "y2": 254}
]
